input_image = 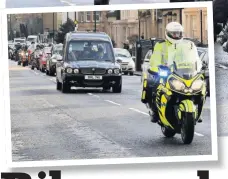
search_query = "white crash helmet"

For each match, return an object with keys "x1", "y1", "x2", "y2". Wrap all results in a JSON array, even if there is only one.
[{"x1": 165, "y1": 22, "x2": 184, "y2": 44}]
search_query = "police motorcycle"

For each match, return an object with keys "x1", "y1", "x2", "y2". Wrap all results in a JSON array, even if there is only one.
[{"x1": 143, "y1": 40, "x2": 206, "y2": 144}]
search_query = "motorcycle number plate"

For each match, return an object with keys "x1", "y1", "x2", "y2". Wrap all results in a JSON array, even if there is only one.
[{"x1": 85, "y1": 75, "x2": 102, "y2": 80}]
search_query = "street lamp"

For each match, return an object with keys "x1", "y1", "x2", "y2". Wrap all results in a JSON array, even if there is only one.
[
  {"x1": 200, "y1": 9, "x2": 203, "y2": 45},
  {"x1": 94, "y1": 11, "x2": 97, "y2": 32},
  {"x1": 138, "y1": 10, "x2": 141, "y2": 40}
]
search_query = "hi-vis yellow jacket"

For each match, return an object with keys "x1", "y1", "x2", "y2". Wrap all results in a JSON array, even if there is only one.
[{"x1": 149, "y1": 39, "x2": 172, "y2": 71}]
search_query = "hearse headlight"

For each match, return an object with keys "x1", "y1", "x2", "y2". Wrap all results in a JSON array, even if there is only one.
[
  {"x1": 107, "y1": 69, "x2": 113, "y2": 74},
  {"x1": 114, "y1": 69, "x2": 120, "y2": 74},
  {"x1": 74, "y1": 69, "x2": 79, "y2": 74},
  {"x1": 66, "y1": 68, "x2": 73, "y2": 73}
]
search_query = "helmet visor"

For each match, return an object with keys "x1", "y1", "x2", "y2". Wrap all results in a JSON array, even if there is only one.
[{"x1": 167, "y1": 31, "x2": 183, "y2": 40}]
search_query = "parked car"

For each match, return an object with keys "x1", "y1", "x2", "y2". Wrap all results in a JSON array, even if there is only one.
[
  {"x1": 38, "y1": 47, "x2": 52, "y2": 72},
  {"x1": 56, "y1": 31, "x2": 122, "y2": 93},
  {"x1": 197, "y1": 47, "x2": 210, "y2": 96},
  {"x1": 46, "y1": 43, "x2": 63, "y2": 76},
  {"x1": 141, "y1": 49, "x2": 152, "y2": 82},
  {"x1": 114, "y1": 48, "x2": 135, "y2": 75}
]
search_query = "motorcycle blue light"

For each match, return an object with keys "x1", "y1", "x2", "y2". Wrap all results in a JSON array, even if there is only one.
[{"x1": 159, "y1": 70, "x2": 168, "y2": 77}]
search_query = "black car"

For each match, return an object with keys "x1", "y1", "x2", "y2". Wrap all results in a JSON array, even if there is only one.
[
  {"x1": 46, "y1": 43, "x2": 63, "y2": 76},
  {"x1": 56, "y1": 31, "x2": 122, "y2": 93}
]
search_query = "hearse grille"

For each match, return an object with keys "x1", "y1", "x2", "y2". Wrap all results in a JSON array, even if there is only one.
[{"x1": 80, "y1": 68, "x2": 106, "y2": 75}]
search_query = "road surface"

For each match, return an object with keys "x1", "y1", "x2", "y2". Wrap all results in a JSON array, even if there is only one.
[
  {"x1": 6, "y1": 0, "x2": 169, "y2": 8},
  {"x1": 9, "y1": 60, "x2": 212, "y2": 162}
]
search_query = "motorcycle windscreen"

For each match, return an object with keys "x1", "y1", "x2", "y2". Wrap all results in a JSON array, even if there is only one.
[{"x1": 167, "y1": 40, "x2": 202, "y2": 80}]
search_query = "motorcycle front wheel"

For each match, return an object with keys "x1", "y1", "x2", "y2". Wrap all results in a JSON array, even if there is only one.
[
  {"x1": 161, "y1": 126, "x2": 176, "y2": 138},
  {"x1": 181, "y1": 113, "x2": 195, "y2": 144}
]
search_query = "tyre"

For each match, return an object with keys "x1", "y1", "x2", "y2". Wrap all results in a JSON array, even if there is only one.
[
  {"x1": 49, "y1": 69, "x2": 55, "y2": 76},
  {"x1": 129, "y1": 72, "x2": 134, "y2": 76},
  {"x1": 113, "y1": 81, "x2": 122, "y2": 93},
  {"x1": 181, "y1": 113, "x2": 195, "y2": 144},
  {"x1": 46, "y1": 69, "x2": 49, "y2": 75},
  {"x1": 161, "y1": 126, "x2": 176, "y2": 138},
  {"x1": 123, "y1": 72, "x2": 128, "y2": 75},
  {"x1": 56, "y1": 79, "x2": 62, "y2": 90},
  {"x1": 31, "y1": 66, "x2": 34, "y2": 70},
  {"x1": 22, "y1": 62, "x2": 26, "y2": 67},
  {"x1": 61, "y1": 81, "x2": 70, "y2": 93},
  {"x1": 41, "y1": 67, "x2": 45, "y2": 73}
]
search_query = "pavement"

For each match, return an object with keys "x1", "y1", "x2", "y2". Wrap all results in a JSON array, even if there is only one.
[
  {"x1": 9, "y1": 60, "x2": 211, "y2": 162},
  {"x1": 5, "y1": 0, "x2": 169, "y2": 8}
]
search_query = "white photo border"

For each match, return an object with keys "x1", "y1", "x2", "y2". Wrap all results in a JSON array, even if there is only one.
[{"x1": 1, "y1": 1, "x2": 218, "y2": 168}]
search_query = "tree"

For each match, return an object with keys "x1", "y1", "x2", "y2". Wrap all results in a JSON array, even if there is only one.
[{"x1": 55, "y1": 18, "x2": 75, "y2": 44}]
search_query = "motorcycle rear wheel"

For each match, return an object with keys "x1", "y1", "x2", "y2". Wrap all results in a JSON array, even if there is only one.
[
  {"x1": 161, "y1": 126, "x2": 176, "y2": 138},
  {"x1": 181, "y1": 113, "x2": 195, "y2": 144}
]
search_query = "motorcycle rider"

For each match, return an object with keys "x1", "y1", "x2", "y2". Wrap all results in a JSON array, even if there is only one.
[{"x1": 141, "y1": 21, "x2": 203, "y2": 123}]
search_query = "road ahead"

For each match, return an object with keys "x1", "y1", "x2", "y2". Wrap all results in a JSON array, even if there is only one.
[
  {"x1": 9, "y1": 60, "x2": 212, "y2": 162},
  {"x1": 6, "y1": 0, "x2": 169, "y2": 8}
]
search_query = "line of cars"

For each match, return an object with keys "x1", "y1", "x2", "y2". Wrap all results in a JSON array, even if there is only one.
[{"x1": 14, "y1": 32, "x2": 137, "y2": 94}]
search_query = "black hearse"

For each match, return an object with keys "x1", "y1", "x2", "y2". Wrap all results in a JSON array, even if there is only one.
[{"x1": 56, "y1": 31, "x2": 122, "y2": 93}]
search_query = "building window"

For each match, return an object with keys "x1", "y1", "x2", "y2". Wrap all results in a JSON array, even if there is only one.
[
  {"x1": 79, "y1": 12, "x2": 84, "y2": 22},
  {"x1": 191, "y1": 15, "x2": 197, "y2": 30},
  {"x1": 93, "y1": 11, "x2": 101, "y2": 22},
  {"x1": 86, "y1": 12, "x2": 91, "y2": 22}
]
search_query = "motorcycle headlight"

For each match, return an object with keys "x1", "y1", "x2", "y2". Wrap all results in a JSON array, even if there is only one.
[
  {"x1": 159, "y1": 70, "x2": 168, "y2": 77},
  {"x1": 169, "y1": 79, "x2": 185, "y2": 91},
  {"x1": 114, "y1": 69, "x2": 120, "y2": 74},
  {"x1": 74, "y1": 69, "x2": 79, "y2": 74},
  {"x1": 52, "y1": 59, "x2": 57, "y2": 63},
  {"x1": 191, "y1": 79, "x2": 204, "y2": 91},
  {"x1": 107, "y1": 69, "x2": 113, "y2": 74},
  {"x1": 66, "y1": 68, "x2": 73, "y2": 73}
]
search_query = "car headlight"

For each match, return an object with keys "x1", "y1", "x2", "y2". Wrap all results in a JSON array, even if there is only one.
[
  {"x1": 107, "y1": 69, "x2": 113, "y2": 74},
  {"x1": 74, "y1": 69, "x2": 79, "y2": 74},
  {"x1": 114, "y1": 69, "x2": 120, "y2": 74},
  {"x1": 66, "y1": 68, "x2": 73, "y2": 73},
  {"x1": 169, "y1": 79, "x2": 185, "y2": 91},
  {"x1": 191, "y1": 79, "x2": 204, "y2": 91},
  {"x1": 128, "y1": 60, "x2": 135, "y2": 67}
]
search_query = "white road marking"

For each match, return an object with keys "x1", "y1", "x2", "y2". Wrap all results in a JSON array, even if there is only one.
[
  {"x1": 60, "y1": 0, "x2": 76, "y2": 6},
  {"x1": 92, "y1": 95, "x2": 100, "y2": 98},
  {"x1": 88, "y1": 93, "x2": 93, "y2": 96},
  {"x1": 194, "y1": 132, "x2": 204, "y2": 137},
  {"x1": 129, "y1": 108, "x2": 149, "y2": 116},
  {"x1": 105, "y1": 100, "x2": 121, "y2": 106}
]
